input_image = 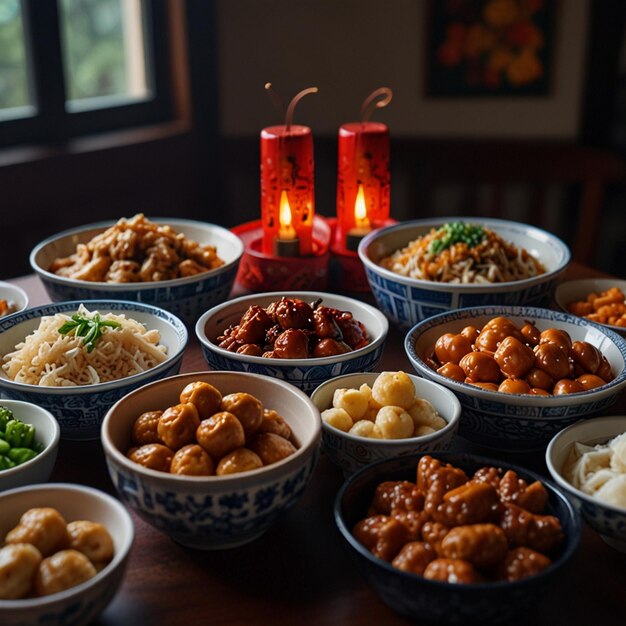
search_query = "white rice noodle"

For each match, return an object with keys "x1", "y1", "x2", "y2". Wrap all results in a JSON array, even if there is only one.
[
  {"x1": 564, "y1": 433, "x2": 626, "y2": 510},
  {"x1": 2, "y1": 305, "x2": 167, "y2": 387}
]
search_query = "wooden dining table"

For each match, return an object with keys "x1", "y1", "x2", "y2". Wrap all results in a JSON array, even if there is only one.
[{"x1": 6, "y1": 262, "x2": 626, "y2": 626}]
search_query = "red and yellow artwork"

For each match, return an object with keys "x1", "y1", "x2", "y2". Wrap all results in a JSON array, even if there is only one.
[{"x1": 427, "y1": 0, "x2": 555, "y2": 96}]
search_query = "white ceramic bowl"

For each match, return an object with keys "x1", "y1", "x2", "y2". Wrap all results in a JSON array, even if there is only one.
[
  {"x1": 0, "y1": 483, "x2": 134, "y2": 626},
  {"x1": 311, "y1": 372, "x2": 461, "y2": 475},
  {"x1": 0, "y1": 399, "x2": 60, "y2": 491},
  {"x1": 29, "y1": 218, "x2": 244, "y2": 326},
  {"x1": 0, "y1": 282, "x2": 28, "y2": 318},
  {"x1": 405, "y1": 305, "x2": 626, "y2": 451},
  {"x1": 101, "y1": 370, "x2": 322, "y2": 550},
  {"x1": 555, "y1": 278, "x2": 626, "y2": 336},
  {"x1": 546, "y1": 415, "x2": 626, "y2": 553},
  {"x1": 196, "y1": 291, "x2": 389, "y2": 394},
  {"x1": 358, "y1": 217, "x2": 570, "y2": 331},
  {"x1": 0, "y1": 300, "x2": 188, "y2": 440}
]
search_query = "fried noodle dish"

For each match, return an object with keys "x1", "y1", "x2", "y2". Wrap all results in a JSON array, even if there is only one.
[
  {"x1": 380, "y1": 222, "x2": 546, "y2": 284},
  {"x1": 2, "y1": 305, "x2": 167, "y2": 386},
  {"x1": 49, "y1": 214, "x2": 224, "y2": 283}
]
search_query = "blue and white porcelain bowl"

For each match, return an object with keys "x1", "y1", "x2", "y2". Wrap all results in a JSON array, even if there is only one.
[
  {"x1": 29, "y1": 218, "x2": 244, "y2": 326},
  {"x1": 0, "y1": 399, "x2": 60, "y2": 492},
  {"x1": 196, "y1": 291, "x2": 389, "y2": 394},
  {"x1": 0, "y1": 282, "x2": 29, "y2": 318},
  {"x1": 311, "y1": 372, "x2": 461, "y2": 475},
  {"x1": 335, "y1": 452, "x2": 581, "y2": 625},
  {"x1": 0, "y1": 483, "x2": 134, "y2": 626},
  {"x1": 101, "y1": 370, "x2": 321, "y2": 550},
  {"x1": 405, "y1": 306, "x2": 626, "y2": 451},
  {"x1": 0, "y1": 300, "x2": 187, "y2": 440},
  {"x1": 358, "y1": 217, "x2": 570, "y2": 331},
  {"x1": 546, "y1": 415, "x2": 626, "y2": 553}
]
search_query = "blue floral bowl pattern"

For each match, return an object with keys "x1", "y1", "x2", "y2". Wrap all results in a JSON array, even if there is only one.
[
  {"x1": 101, "y1": 371, "x2": 322, "y2": 550},
  {"x1": 546, "y1": 415, "x2": 626, "y2": 553},
  {"x1": 0, "y1": 300, "x2": 188, "y2": 440},
  {"x1": 30, "y1": 218, "x2": 244, "y2": 326},
  {"x1": 358, "y1": 217, "x2": 570, "y2": 331},
  {"x1": 195, "y1": 291, "x2": 389, "y2": 395},
  {"x1": 106, "y1": 449, "x2": 319, "y2": 549},
  {"x1": 406, "y1": 306, "x2": 626, "y2": 451},
  {"x1": 335, "y1": 452, "x2": 581, "y2": 625},
  {"x1": 0, "y1": 483, "x2": 134, "y2": 626}
]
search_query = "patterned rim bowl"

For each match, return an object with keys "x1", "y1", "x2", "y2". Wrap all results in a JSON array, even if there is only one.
[
  {"x1": 0, "y1": 300, "x2": 188, "y2": 441},
  {"x1": 405, "y1": 306, "x2": 626, "y2": 451},
  {"x1": 101, "y1": 370, "x2": 322, "y2": 550},
  {"x1": 358, "y1": 217, "x2": 570, "y2": 331},
  {"x1": 195, "y1": 291, "x2": 389, "y2": 395},
  {"x1": 311, "y1": 372, "x2": 461, "y2": 476},
  {"x1": 546, "y1": 415, "x2": 626, "y2": 553},
  {"x1": 0, "y1": 282, "x2": 29, "y2": 319},
  {"x1": 0, "y1": 483, "x2": 134, "y2": 626},
  {"x1": 555, "y1": 278, "x2": 626, "y2": 337},
  {"x1": 29, "y1": 218, "x2": 244, "y2": 326},
  {"x1": 334, "y1": 452, "x2": 581, "y2": 625},
  {"x1": 0, "y1": 399, "x2": 60, "y2": 492}
]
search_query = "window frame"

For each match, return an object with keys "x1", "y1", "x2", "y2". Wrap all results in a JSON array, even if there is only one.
[{"x1": 0, "y1": 0, "x2": 173, "y2": 148}]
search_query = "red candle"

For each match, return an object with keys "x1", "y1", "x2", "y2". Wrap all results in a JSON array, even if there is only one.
[
  {"x1": 261, "y1": 124, "x2": 314, "y2": 256},
  {"x1": 336, "y1": 121, "x2": 390, "y2": 251}
]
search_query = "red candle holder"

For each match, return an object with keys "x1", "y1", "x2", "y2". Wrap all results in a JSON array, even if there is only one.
[{"x1": 232, "y1": 216, "x2": 331, "y2": 292}]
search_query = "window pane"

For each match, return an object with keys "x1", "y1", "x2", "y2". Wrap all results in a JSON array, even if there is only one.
[
  {"x1": 0, "y1": 0, "x2": 31, "y2": 116},
  {"x1": 59, "y1": 0, "x2": 149, "y2": 110}
]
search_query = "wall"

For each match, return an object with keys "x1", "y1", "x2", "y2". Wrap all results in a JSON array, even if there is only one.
[{"x1": 217, "y1": 0, "x2": 589, "y2": 139}]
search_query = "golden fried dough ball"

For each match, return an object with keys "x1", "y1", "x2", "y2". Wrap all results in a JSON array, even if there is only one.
[
  {"x1": 170, "y1": 444, "x2": 215, "y2": 476},
  {"x1": 321, "y1": 407, "x2": 353, "y2": 432},
  {"x1": 131, "y1": 410, "x2": 163, "y2": 446},
  {"x1": 196, "y1": 412, "x2": 245, "y2": 460},
  {"x1": 35, "y1": 550, "x2": 97, "y2": 597},
  {"x1": 216, "y1": 448, "x2": 264, "y2": 475},
  {"x1": 6, "y1": 508, "x2": 69, "y2": 557},
  {"x1": 372, "y1": 371, "x2": 416, "y2": 409},
  {"x1": 257, "y1": 409, "x2": 292, "y2": 440},
  {"x1": 179, "y1": 381, "x2": 222, "y2": 420},
  {"x1": 128, "y1": 443, "x2": 174, "y2": 472},
  {"x1": 220, "y1": 393, "x2": 264, "y2": 439},
  {"x1": 157, "y1": 402, "x2": 200, "y2": 450},
  {"x1": 414, "y1": 425, "x2": 436, "y2": 437},
  {"x1": 248, "y1": 433, "x2": 297, "y2": 465},
  {"x1": 332, "y1": 387, "x2": 369, "y2": 420},
  {"x1": 375, "y1": 406, "x2": 414, "y2": 439},
  {"x1": 0, "y1": 543, "x2": 42, "y2": 599},
  {"x1": 407, "y1": 398, "x2": 446, "y2": 432},
  {"x1": 66, "y1": 521, "x2": 114, "y2": 565},
  {"x1": 349, "y1": 420, "x2": 382, "y2": 439}
]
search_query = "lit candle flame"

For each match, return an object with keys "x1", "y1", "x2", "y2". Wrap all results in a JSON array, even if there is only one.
[
  {"x1": 278, "y1": 190, "x2": 297, "y2": 239},
  {"x1": 354, "y1": 184, "x2": 370, "y2": 229}
]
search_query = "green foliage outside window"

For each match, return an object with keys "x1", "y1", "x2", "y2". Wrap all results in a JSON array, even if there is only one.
[{"x1": 0, "y1": 0, "x2": 29, "y2": 110}]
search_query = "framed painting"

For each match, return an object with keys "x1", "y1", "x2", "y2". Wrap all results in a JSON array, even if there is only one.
[{"x1": 425, "y1": 0, "x2": 557, "y2": 97}]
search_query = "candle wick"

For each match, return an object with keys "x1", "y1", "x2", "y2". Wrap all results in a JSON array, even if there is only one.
[
  {"x1": 265, "y1": 82, "x2": 285, "y2": 118},
  {"x1": 360, "y1": 87, "x2": 393, "y2": 123},
  {"x1": 285, "y1": 86, "x2": 318, "y2": 131}
]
